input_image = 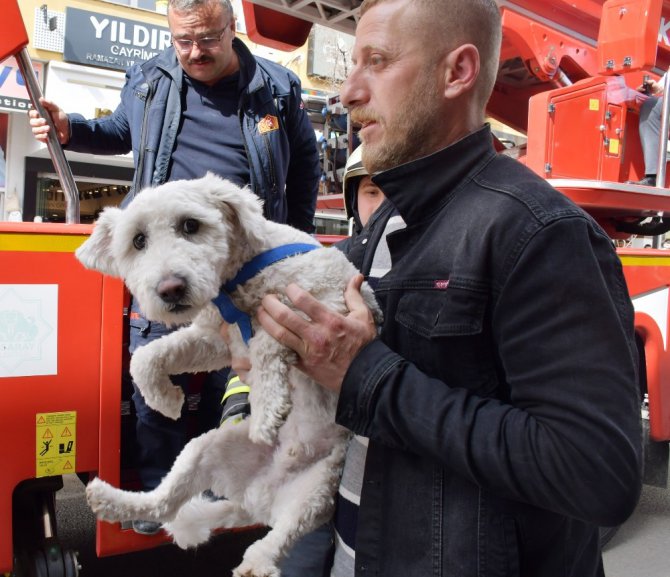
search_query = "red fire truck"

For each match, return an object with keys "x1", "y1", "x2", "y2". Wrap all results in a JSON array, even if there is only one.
[{"x1": 2, "y1": 0, "x2": 670, "y2": 574}]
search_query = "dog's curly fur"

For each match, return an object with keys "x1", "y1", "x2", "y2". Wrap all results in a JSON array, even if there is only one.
[{"x1": 75, "y1": 173, "x2": 382, "y2": 577}]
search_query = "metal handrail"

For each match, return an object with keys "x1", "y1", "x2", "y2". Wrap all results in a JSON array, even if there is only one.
[{"x1": 15, "y1": 47, "x2": 80, "y2": 224}]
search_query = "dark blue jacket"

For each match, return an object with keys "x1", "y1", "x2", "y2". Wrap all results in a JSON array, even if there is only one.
[
  {"x1": 66, "y1": 38, "x2": 319, "y2": 233},
  {"x1": 337, "y1": 126, "x2": 642, "y2": 576}
]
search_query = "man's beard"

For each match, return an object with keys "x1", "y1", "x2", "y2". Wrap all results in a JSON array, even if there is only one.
[{"x1": 354, "y1": 72, "x2": 442, "y2": 173}]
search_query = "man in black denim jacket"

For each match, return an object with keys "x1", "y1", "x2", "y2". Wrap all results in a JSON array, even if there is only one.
[{"x1": 256, "y1": 0, "x2": 643, "y2": 575}]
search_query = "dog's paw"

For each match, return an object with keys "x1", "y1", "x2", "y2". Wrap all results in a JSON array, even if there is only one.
[
  {"x1": 148, "y1": 383, "x2": 185, "y2": 420},
  {"x1": 163, "y1": 519, "x2": 212, "y2": 550},
  {"x1": 247, "y1": 415, "x2": 279, "y2": 446},
  {"x1": 232, "y1": 560, "x2": 281, "y2": 577},
  {"x1": 86, "y1": 478, "x2": 126, "y2": 522}
]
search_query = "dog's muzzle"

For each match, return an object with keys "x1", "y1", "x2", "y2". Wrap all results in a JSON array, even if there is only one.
[{"x1": 157, "y1": 275, "x2": 188, "y2": 306}]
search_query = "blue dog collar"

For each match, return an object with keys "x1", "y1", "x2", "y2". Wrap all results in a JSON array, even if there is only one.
[{"x1": 212, "y1": 243, "x2": 320, "y2": 344}]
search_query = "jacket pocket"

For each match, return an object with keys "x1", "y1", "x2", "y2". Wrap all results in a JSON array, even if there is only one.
[
  {"x1": 395, "y1": 284, "x2": 487, "y2": 338},
  {"x1": 393, "y1": 284, "x2": 496, "y2": 393},
  {"x1": 479, "y1": 516, "x2": 521, "y2": 577}
]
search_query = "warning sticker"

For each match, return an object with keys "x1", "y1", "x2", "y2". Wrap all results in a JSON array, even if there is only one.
[
  {"x1": 36, "y1": 411, "x2": 76, "y2": 478},
  {"x1": 608, "y1": 138, "x2": 620, "y2": 155}
]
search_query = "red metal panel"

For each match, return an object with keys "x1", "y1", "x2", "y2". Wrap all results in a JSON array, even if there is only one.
[
  {"x1": 0, "y1": 222, "x2": 124, "y2": 573},
  {"x1": 500, "y1": 7, "x2": 600, "y2": 79},
  {"x1": 548, "y1": 85, "x2": 606, "y2": 179},
  {"x1": 601, "y1": 102, "x2": 624, "y2": 180},
  {"x1": 597, "y1": 0, "x2": 663, "y2": 74},
  {"x1": 526, "y1": 76, "x2": 646, "y2": 183},
  {"x1": 242, "y1": 1, "x2": 312, "y2": 51},
  {"x1": 0, "y1": 0, "x2": 29, "y2": 62},
  {"x1": 619, "y1": 249, "x2": 670, "y2": 441},
  {"x1": 502, "y1": 0, "x2": 604, "y2": 41}
]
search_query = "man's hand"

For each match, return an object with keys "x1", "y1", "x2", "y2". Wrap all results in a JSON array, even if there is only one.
[
  {"x1": 637, "y1": 79, "x2": 664, "y2": 96},
  {"x1": 257, "y1": 274, "x2": 378, "y2": 393},
  {"x1": 29, "y1": 97, "x2": 70, "y2": 145}
]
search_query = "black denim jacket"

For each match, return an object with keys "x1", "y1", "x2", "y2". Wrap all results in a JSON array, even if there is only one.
[{"x1": 337, "y1": 126, "x2": 642, "y2": 577}]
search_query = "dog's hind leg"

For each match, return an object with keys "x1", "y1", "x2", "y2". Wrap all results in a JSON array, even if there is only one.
[
  {"x1": 86, "y1": 427, "x2": 223, "y2": 524},
  {"x1": 232, "y1": 441, "x2": 347, "y2": 577},
  {"x1": 164, "y1": 495, "x2": 256, "y2": 549}
]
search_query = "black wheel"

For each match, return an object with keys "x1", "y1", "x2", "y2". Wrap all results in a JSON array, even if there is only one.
[
  {"x1": 13, "y1": 548, "x2": 47, "y2": 577},
  {"x1": 12, "y1": 477, "x2": 80, "y2": 577},
  {"x1": 13, "y1": 543, "x2": 79, "y2": 577},
  {"x1": 599, "y1": 525, "x2": 620, "y2": 548},
  {"x1": 62, "y1": 549, "x2": 80, "y2": 577}
]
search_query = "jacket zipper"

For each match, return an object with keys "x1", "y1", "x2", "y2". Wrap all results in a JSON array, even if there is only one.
[
  {"x1": 239, "y1": 105, "x2": 259, "y2": 194},
  {"x1": 263, "y1": 132, "x2": 277, "y2": 193},
  {"x1": 134, "y1": 79, "x2": 157, "y2": 193}
]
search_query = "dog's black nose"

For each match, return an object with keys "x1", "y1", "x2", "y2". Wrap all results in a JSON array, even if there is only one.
[{"x1": 157, "y1": 276, "x2": 187, "y2": 304}]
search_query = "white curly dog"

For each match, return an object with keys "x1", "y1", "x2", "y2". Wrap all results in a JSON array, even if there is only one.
[{"x1": 75, "y1": 173, "x2": 381, "y2": 577}]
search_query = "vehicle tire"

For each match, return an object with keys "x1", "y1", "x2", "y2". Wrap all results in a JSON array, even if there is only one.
[
  {"x1": 13, "y1": 544, "x2": 79, "y2": 577},
  {"x1": 12, "y1": 548, "x2": 47, "y2": 577}
]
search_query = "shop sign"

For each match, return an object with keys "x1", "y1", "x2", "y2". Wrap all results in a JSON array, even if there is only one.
[
  {"x1": 64, "y1": 7, "x2": 171, "y2": 72},
  {"x1": 0, "y1": 57, "x2": 44, "y2": 113}
]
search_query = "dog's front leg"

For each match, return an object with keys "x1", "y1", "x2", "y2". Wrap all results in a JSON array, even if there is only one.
[
  {"x1": 245, "y1": 330, "x2": 296, "y2": 445},
  {"x1": 130, "y1": 306, "x2": 232, "y2": 419}
]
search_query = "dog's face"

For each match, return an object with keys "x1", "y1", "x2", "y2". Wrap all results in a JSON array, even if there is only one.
[{"x1": 76, "y1": 173, "x2": 265, "y2": 325}]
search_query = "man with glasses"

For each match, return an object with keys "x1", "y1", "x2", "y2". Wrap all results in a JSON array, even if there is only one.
[{"x1": 30, "y1": 0, "x2": 319, "y2": 537}]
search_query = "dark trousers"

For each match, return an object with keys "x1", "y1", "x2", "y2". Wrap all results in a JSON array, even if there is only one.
[
  {"x1": 279, "y1": 523, "x2": 334, "y2": 577},
  {"x1": 639, "y1": 95, "x2": 664, "y2": 175}
]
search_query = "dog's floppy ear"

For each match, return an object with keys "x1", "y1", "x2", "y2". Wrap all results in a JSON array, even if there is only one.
[
  {"x1": 203, "y1": 172, "x2": 267, "y2": 246},
  {"x1": 75, "y1": 207, "x2": 123, "y2": 277}
]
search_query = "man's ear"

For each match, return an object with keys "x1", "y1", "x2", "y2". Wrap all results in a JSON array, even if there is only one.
[
  {"x1": 75, "y1": 207, "x2": 123, "y2": 276},
  {"x1": 443, "y1": 44, "x2": 480, "y2": 99}
]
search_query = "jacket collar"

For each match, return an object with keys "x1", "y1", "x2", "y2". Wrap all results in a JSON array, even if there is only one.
[
  {"x1": 372, "y1": 125, "x2": 497, "y2": 226},
  {"x1": 234, "y1": 38, "x2": 267, "y2": 96},
  {"x1": 142, "y1": 45, "x2": 183, "y2": 87}
]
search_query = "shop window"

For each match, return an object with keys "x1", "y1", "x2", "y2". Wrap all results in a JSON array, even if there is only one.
[
  {"x1": 24, "y1": 157, "x2": 134, "y2": 223},
  {"x1": 36, "y1": 177, "x2": 130, "y2": 224},
  {"x1": 313, "y1": 212, "x2": 350, "y2": 236}
]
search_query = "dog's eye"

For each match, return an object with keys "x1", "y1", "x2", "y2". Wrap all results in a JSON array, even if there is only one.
[
  {"x1": 182, "y1": 218, "x2": 200, "y2": 235},
  {"x1": 133, "y1": 233, "x2": 146, "y2": 250}
]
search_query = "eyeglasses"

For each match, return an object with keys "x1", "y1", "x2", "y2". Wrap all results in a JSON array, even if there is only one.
[{"x1": 172, "y1": 28, "x2": 228, "y2": 52}]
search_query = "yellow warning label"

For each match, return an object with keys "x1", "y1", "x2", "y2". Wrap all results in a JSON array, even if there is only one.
[
  {"x1": 36, "y1": 411, "x2": 76, "y2": 478},
  {"x1": 608, "y1": 138, "x2": 620, "y2": 155},
  {"x1": 589, "y1": 98, "x2": 600, "y2": 111}
]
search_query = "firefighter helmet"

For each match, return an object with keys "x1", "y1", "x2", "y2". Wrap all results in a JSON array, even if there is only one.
[{"x1": 343, "y1": 145, "x2": 368, "y2": 219}]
